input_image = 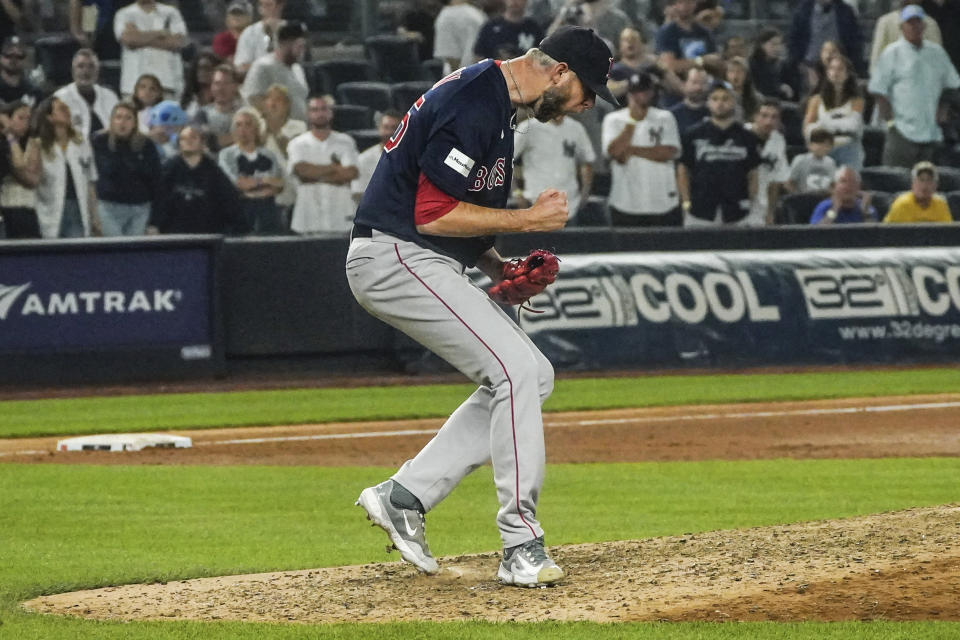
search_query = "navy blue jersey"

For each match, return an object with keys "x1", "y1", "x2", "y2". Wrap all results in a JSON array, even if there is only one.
[{"x1": 354, "y1": 59, "x2": 514, "y2": 267}]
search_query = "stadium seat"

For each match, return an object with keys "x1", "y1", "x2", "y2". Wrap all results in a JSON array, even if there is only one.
[
  {"x1": 779, "y1": 101, "x2": 805, "y2": 146},
  {"x1": 420, "y1": 58, "x2": 444, "y2": 82},
  {"x1": 860, "y1": 166, "x2": 911, "y2": 193},
  {"x1": 862, "y1": 126, "x2": 886, "y2": 167},
  {"x1": 178, "y1": 2, "x2": 210, "y2": 32},
  {"x1": 390, "y1": 81, "x2": 434, "y2": 112},
  {"x1": 336, "y1": 81, "x2": 393, "y2": 113},
  {"x1": 868, "y1": 191, "x2": 895, "y2": 219},
  {"x1": 98, "y1": 60, "x2": 121, "y2": 95},
  {"x1": 33, "y1": 36, "x2": 81, "y2": 87},
  {"x1": 332, "y1": 104, "x2": 373, "y2": 131},
  {"x1": 283, "y1": 0, "x2": 328, "y2": 30},
  {"x1": 365, "y1": 35, "x2": 424, "y2": 83},
  {"x1": 311, "y1": 59, "x2": 376, "y2": 95},
  {"x1": 936, "y1": 167, "x2": 960, "y2": 192},
  {"x1": 947, "y1": 192, "x2": 960, "y2": 220},
  {"x1": 575, "y1": 195, "x2": 610, "y2": 227},
  {"x1": 347, "y1": 128, "x2": 381, "y2": 152},
  {"x1": 776, "y1": 192, "x2": 827, "y2": 225}
]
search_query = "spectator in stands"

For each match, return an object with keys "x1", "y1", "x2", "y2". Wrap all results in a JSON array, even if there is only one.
[
  {"x1": 0, "y1": 98, "x2": 41, "y2": 238},
  {"x1": 725, "y1": 57, "x2": 759, "y2": 122},
  {"x1": 608, "y1": 27, "x2": 681, "y2": 101},
  {"x1": 146, "y1": 99, "x2": 188, "y2": 160},
  {"x1": 218, "y1": 107, "x2": 286, "y2": 234},
  {"x1": 788, "y1": 0, "x2": 865, "y2": 83},
  {"x1": 870, "y1": 1, "x2": 941, "y2": 72},
  {"x1": 115, "y1": 0, "x2": 188, "y2": 100},
  {"x1": 352, "y1": 110, "x2": 402, "y2": 205},
  {"x1": 809, "y1": 166, "x2": 876, "y2": 224},
  {"x1": 0, "y1": 0, "x2": 23, "y2": 45},
  {"x1": 693, "y1": 0, "x2": 723, "y2": 34},
  {"x1": 869, "y1": 5, "x2": 960, "y2": 168},
  {"x1": 287, "y1": 94, "x2": 359, "y2": 234},
  {"x1": 721, "y1": 35, "x2": 748, "y2": 61},
  {"x1": 677, "y1": 81, "x2": 760, "y2": 226},
  {"x1": 194, "y1": 64, "x2": 243, "y2": 152},
  {"x1": 433, "y1": 0, "x2": 486, "y2": 74},
  {"x1": 548, "y1": 0, "x2": 633, "y2": 56},
  {"x1": 132, "y1": 72, "x2": 163, "y2": 133},
  {"x1": 514, "y1": 112, "x2": 595, "y2": 219},
  {"x1": 181, "y1": 52, "x2": 222, "y2": 120},
  {"x1": 398, "y1": 0, "x2": 441, "y2": 62},
  {"x1": 602, "y1": 71, "x2": 681, "y2": 226},
  {"x1": 654, "y1": 0, "x2": 723, "y2": 89},
  {"x1": 91, "y1": 101, "x2": 160, "y2": 235},
  {"x1": 473, "y1": 0, "x2": 543, "y2": 61},
  {"x1": 260, "y1": 83, "x2": 306, "y2": 214},
  {"x1": 0, "y1": 36, "x2": 40, "y2": 105},
  {"x1": 149, "y1": 125, "x2": 249, "y2": 234},
  {"x1": 54, "y1": 49, "x2": 119, "y2": 142},
  {"x1": 749, "y1": 28, "x2": 798, "y2": 102},
  {"x1": 669, "y1": 66, "x2": 709, "y2": 135},
  {"x1": 745, "y1": 98, "x2": 790, "y2": 225},
  {"x1": 802, "y1": 53, "x2": 864, "y2": 170},
  {"x1": 883, "y1": 161, "x2": 953, "y2": 223},
  {"x1": 69, "y1": 0, "x2": 126, "y2": 61},
  {"x1": 234, "y1": 0, "x2": 284, "y2": 77},
  {"x1": 213, "y1": 1, "x2": 254, "y2": 63},
  {"x1": 242, "y1": 21, "x2": 309, "y2": 122},
  {"x1": 31, "y1": 96, "x2": 101, "y2": 238},
  {"x1": 922, "y1": 0, "x2": 960, "y2": 71},
  {"x1": 786, "y1": 127, "x2": 837, "y2": 194},
  {"x1": 803, "y1": 39, "x2": 842, "y2": 98}
]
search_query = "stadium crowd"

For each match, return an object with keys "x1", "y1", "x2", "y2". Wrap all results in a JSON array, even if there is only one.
[{"x1": 0, "y1": 0, "x2": 958, "y2": 239}]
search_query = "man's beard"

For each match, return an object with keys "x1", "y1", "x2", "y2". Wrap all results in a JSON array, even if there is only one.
[{"x1": 531, "y1": 86, "x2": 568, "y2": 123}]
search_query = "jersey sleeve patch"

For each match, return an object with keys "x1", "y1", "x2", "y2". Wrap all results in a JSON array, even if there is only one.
[{"x1": 443, "y1": 147, "x2": 476, "y2": 178}]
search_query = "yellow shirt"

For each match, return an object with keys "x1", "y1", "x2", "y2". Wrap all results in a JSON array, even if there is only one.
[{"x1": 883, "y1": 193, "x2": 953, "y2": 224}]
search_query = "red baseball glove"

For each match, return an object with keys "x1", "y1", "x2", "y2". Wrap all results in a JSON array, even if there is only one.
[{"x1": 487, "y1": 249, "x2": 560, "y2": 307}]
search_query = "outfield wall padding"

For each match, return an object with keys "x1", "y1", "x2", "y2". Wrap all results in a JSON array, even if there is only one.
[{"x1": 2, "y1": 224, "x2": 960, "y2": 384}]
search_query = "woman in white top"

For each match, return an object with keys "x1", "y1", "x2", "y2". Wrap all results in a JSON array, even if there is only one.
[
  {"x1": 1, "y1": 99, "x2": 42, "y2": 238},
  {"x1": 31, "y1": 97, "x2": 100, "y2": 238},
  {"x1": 803, "y1": 54, "x2": 865, "y2": 170},
  {"x1": 259, "y1": 84, "x2": 306, "y2": 212}
]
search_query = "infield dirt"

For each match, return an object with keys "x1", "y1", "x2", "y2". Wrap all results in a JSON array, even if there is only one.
[{"x1": 11, "y1": 394, "x2": 960, "y2": 623}]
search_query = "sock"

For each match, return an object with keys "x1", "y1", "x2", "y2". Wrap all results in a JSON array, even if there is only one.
[{"x1": 389, "y1": 480, "x2": 425, "y2": 513}]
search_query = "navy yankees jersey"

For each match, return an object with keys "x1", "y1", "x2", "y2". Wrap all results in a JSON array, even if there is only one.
[{"x1": 354, "y1": 59, "x2": 514, "y2": 266}]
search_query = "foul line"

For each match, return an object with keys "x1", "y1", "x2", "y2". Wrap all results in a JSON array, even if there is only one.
[
  {"x1": 3, "y1": 400, "x2": 959, "y2": 456},
  {"x1": 199, "y1": 400, "x2": 960, "y2": 446}
]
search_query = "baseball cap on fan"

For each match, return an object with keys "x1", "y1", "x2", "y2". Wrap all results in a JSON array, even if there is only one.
[
  {"x1": 538, "y1": 26, "x2": 618, "y2": 106},
  {"x1": 899, "y1": 4, "x2": 926, "y2": 22}
]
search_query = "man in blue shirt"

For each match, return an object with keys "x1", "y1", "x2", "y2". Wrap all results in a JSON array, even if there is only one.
[
  {"x1": 868, "y1": 5, "x2": 960, "y2": 168},
  {"x1": 809, "y1": 166, "x2": 877, "y2": 224}
]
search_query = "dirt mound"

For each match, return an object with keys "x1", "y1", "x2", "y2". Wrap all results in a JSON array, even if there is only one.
[{"x1": 24, "y1": 504, "x2": 960, "y2": 624}]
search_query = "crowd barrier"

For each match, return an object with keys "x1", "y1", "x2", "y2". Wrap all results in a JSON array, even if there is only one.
[{"x1": 2, "y1": 224, "x2": 959, "y2": 384}]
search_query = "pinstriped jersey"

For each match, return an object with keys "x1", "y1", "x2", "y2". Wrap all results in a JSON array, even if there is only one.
[{"x1": 353, "y1": 59, "x2": 514, "y2": 267}]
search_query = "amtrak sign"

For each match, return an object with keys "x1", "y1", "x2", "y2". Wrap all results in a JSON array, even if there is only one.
[{"x1": 0, "y1": 247, "x2": 213, "y2": 354}]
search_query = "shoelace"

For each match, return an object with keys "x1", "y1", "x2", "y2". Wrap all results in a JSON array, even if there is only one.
[{"x1": 518, "y1": 539, "x2": 549, "y2": 564}]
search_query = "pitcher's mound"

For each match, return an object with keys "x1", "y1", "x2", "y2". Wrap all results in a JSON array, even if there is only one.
[{"x1": 24, "y1": 505, "x2": 960, "y2": 624}]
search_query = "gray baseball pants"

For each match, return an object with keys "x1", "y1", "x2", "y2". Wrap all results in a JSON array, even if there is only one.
[{"x1": 346, "y1": 231, "x2": 554, "y2": 548}]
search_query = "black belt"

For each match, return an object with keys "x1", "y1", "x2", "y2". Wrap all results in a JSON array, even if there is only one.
[{"x1": 351, "y1": 223, "x2": 373, "y2": 239}]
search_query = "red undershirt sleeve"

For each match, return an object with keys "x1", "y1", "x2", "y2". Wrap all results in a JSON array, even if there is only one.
[{"x1": 414, "y1": 171, "x2": 460, "y2": 225}]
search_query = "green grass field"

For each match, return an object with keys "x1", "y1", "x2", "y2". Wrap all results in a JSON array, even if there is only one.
[
  {"x1": 3, "y1": 367, "x2": 960, "y2": 438},
  {"x1": 2, "y1": 368, "x2": 959, "y2": 639}
]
